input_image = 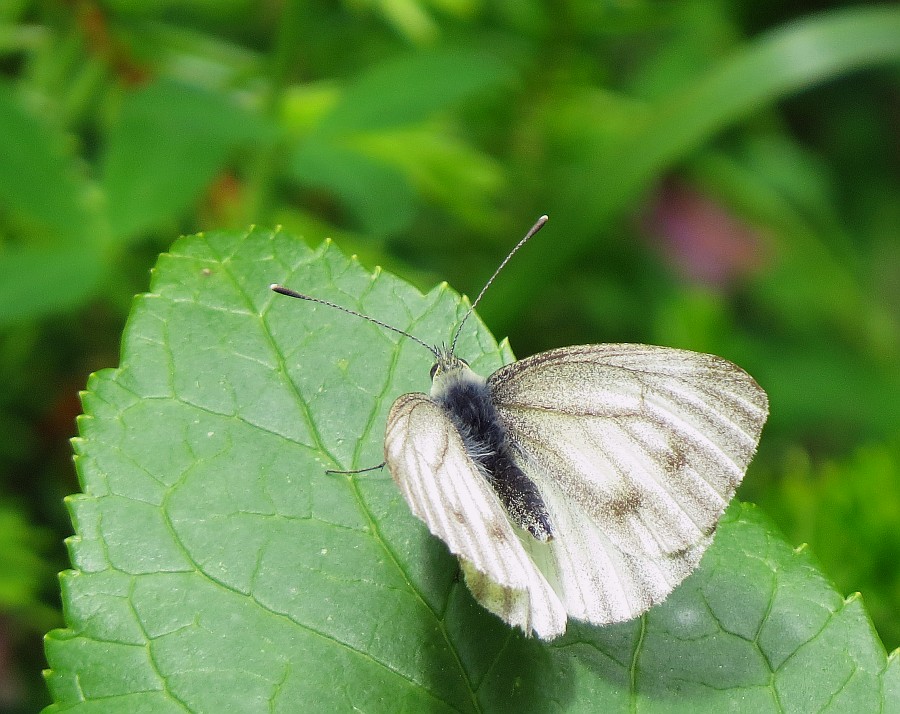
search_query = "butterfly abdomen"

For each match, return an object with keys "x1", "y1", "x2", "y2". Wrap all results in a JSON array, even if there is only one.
[{"x1": 433, "y1": 368, "x2": 553, "y2": 541}]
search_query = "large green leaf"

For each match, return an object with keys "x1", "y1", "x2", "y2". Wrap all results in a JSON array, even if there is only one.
[{"x1": 44, "y1": 228, "x2": 899, "y2": 711}]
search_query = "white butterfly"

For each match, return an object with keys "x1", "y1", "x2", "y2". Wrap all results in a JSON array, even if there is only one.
[{"x1": 272, "y1": 216, "x2": 768, "y2": 640}]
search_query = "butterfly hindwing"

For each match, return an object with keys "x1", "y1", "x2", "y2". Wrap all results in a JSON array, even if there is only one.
[{"x1": 384, "y1": 392, "x2": 567, "y2": 638}]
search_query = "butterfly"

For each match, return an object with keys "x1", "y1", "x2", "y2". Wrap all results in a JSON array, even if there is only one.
[{"x1": 272, "y1": 216, "x2": 768, "y2": 640}]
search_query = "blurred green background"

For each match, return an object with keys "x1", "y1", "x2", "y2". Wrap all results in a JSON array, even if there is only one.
[{"x1": 1, "y1": 1, "x2": 898, "y2": 710}]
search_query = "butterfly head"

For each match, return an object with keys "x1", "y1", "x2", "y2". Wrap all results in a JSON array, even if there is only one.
[{"x1": 429, "y1": 345, "x2": 479, "y2": 397}]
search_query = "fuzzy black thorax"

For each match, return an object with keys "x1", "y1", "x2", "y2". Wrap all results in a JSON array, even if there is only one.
[{"x1": 432, "y1": 365, "x2": 553, "y2": 541}]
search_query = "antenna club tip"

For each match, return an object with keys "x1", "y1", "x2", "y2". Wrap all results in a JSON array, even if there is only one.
[
  {"x1": 539, "y1": 214, "x2": 549, "y2": 222},
  {"x1": 271, "y1": 284, "x2": 301, "y2": 298}
]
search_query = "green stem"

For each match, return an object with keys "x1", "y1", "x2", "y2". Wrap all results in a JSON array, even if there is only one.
[{"x1": 242, "y1": 0, "x2": 307, "y2": 222}]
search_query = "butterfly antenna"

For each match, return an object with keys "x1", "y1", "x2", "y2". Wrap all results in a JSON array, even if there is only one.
[
  {"x1": 270, "y1": 284, "x2": 440, "y2": 357},
  {"x1": 449, "y1": 214, "x2": 548, "y2": 355}
]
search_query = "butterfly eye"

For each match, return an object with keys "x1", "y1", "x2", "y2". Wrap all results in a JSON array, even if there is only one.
[{"x1": 429, "y1": 363, "x2": 439, "y2": 380}]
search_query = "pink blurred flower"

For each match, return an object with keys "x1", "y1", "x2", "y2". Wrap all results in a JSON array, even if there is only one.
[{"x1": 644, "y1": 180, "x2": 766, "y2": 287}]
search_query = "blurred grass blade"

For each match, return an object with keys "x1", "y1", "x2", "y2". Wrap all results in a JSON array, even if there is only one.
[
  {"x1": 599, "y1": 5, "x2": 900, "y2": 216},
  {"x1": 486, "y1": 5, "x2": 900, "y2": 330},
  {"x1": 318, "y1": 48, "x2": 515, "y2": 135}
]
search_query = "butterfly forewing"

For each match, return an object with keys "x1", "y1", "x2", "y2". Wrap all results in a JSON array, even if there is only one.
[
  {"x1": 384, "y1": 393, "x2": 567, "y2": 638},
  {"x1": 487, "y1": 344, "x2": 768, "y2": 624}
]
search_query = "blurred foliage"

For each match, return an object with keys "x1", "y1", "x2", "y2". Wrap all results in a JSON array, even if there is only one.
[
  {"x1": 761, "y1": 440, "x2": 900, "y2": 650},
  {"x1": 0, "y1": 0, "x2": 897, "y2": 709}
]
